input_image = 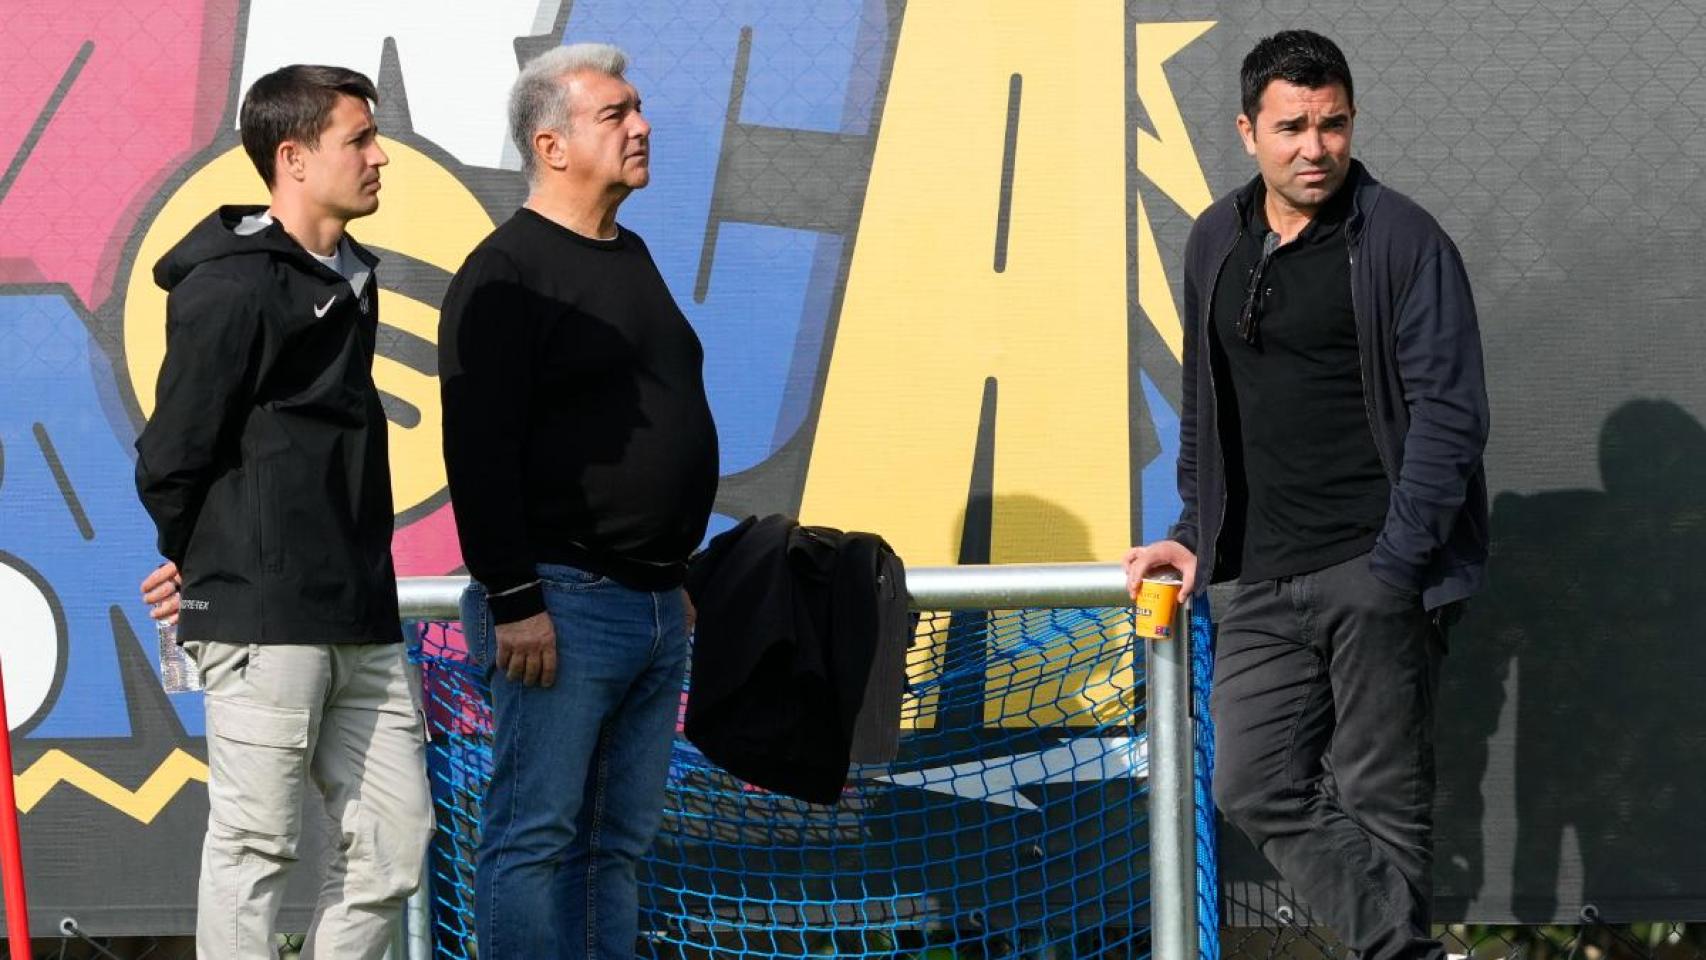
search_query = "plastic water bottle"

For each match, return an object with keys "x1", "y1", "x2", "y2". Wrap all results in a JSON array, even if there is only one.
[{"x1": 158, "y1": 619, "x2": 202, "y2": 693}]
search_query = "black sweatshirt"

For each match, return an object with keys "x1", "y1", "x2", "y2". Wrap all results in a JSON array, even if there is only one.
[
  {"x1": 1208, "y1": 179, "x2": 1390, "y2": 582},
  {"x1": 438, "y1": 208, "x2": 719, "y2": 622}
]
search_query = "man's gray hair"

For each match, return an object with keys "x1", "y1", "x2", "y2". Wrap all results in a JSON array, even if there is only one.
[{"x1": 508, "y1": 43, "x2": 629, "y2": 181}]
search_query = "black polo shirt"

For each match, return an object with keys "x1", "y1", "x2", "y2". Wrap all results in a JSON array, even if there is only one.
[{"x1": 1208, "y1": 176, "x2": 1391, "y2": 583}]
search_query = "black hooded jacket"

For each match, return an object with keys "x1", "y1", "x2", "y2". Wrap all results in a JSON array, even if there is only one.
[{"x1": 134, "y1": 205, "x2": 402, "y2": 645}]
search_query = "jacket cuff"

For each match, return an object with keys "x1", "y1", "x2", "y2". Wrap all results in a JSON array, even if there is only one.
[
  {"x1": 1368, "y1": 540, "x2": 1425, "y2": 594},
  {"x1": 1166, "y1": 522, "x2": 1199, "y2": 555},
  {"x1": 487, "y1": 582, "x2": 545, "y2": 624},
  {"x1": 157, "y1": 530, "x2": 188, "y2": 570}
]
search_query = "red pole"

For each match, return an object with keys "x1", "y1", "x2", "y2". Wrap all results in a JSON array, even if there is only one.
[{"x1": 0, "y1": 660, "x2": 32, "y2": 959}]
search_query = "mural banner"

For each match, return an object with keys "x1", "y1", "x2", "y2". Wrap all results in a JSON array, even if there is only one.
[{"x1": 2, "y1": 0, "x2": 1704, "y2": 932}]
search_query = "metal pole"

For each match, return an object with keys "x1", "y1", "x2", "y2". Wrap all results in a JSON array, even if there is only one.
[
  {"x1": 395, "y1": 563, "x2": 1136, "y2": 620},
  {"x1": 404, "y1": 883, "x2": 431, "y2": 960},
  {"x1": 0, "y1": 660, "x2": 32, "y2": 959},
  {"x1": 393, "y1": 578, "x2": 455, "y2": 960},
  {"x1": 1146, "y1": 599, "x2": 1197, "y2": 960}
]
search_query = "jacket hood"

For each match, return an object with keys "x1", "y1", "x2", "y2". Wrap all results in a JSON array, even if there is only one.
[{"x1": 152, "y1": 205, "x2": 378, "y2": 292}]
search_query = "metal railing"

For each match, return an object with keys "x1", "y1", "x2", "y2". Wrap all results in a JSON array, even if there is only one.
[{"x1": 396, "y1": 562, "x2": 1197, "y2": 960}]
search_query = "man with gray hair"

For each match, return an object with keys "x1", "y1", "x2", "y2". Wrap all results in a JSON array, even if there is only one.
[{"x1": 438, "y1": 43, "x2": 719, "y2": 958}]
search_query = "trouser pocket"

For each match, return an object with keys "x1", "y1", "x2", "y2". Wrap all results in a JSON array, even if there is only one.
[{"x1": 204, "y1": 694, "x2": 310, "y2": 837}]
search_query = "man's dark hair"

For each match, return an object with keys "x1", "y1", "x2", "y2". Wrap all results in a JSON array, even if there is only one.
[
  {"x1": 239, "y1": 65, "x2": 378, "y2": 186},
  {"x1": 1240, "y1": 30, "x2": 1353, "y2": 121}
]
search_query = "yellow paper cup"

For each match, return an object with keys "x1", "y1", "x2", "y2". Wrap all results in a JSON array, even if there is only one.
[{"x1": 1134, "y1": 576, "x2": 1184, "y2": 640}]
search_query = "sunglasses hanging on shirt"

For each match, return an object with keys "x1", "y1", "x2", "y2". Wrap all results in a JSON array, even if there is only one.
[{"x1": 1237, "y1": 230, "x2": 1281, "y2": 346}]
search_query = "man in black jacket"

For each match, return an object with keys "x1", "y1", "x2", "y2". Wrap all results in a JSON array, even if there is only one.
[
  {"x1": 439, "y1": 43, "x2": 718, "y2": 960},
  {"x1": 135, "y1": 65, "x2": 431, "y2": 960},
  {"x1": 1124, "y1": 31, "x2": 1488, "y2": 960}
]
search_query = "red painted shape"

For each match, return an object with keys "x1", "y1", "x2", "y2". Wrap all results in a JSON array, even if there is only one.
[
  {"x1": 392, "y1": 501, "x2": 463, "y2": 576},
  {"x1": 0, "y1": 661, "x2": 32, "y2": 956},
  {"x1": 0, "y1": 1, "x2": 240, "y2": 309}
]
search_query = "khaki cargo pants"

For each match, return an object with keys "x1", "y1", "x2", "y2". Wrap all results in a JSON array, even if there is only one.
[{"x1": 186, "y1": 640, "x2": 433, "y2": 960}]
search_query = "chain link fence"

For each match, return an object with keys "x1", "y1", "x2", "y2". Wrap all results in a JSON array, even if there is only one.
[
  {"x1": 0, "y1": 936, "x2": 192, "y2": 960},
  {"x1": 1221, "y1": 919, "x2": 1706, "y2": 960},
  {"x1": 1148, "y1": 0, "x2": 1706, "y2": 909},
  {"x1": 8, "y1": 921, "x2": 1706, "y2": 958}
]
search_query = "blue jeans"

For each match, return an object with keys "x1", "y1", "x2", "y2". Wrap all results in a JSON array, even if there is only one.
[{"x1": 464, "y1": 563, "x2": 687, "y2": 959}]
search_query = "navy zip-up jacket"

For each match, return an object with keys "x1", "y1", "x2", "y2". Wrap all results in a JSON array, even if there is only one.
[{"x1": 1169, "y1": 161, "x2": 1489, "y2": 612}]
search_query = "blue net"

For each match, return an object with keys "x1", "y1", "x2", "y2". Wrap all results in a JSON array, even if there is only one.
[
  {"x1": 413, "y1": 605, "x2": 1163, "y2": 958},
  {"x1": 1190, "y1": 595, "x2": 1219, "y2": 960}
]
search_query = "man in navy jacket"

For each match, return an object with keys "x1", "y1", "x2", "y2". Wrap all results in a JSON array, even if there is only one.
[{"x1": 1125, "y1": 31, "x2": 1488, "y2": 960}]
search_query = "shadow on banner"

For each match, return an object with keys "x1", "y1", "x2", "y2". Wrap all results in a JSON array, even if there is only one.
[
  {"x1": 1220, "y1": 400, "x2": 1706, "y2": 926},
  {"x1": 1437, "y1": 398, "x2": 1706, "y2": 923}
]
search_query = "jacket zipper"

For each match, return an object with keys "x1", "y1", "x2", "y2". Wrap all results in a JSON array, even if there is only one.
[
  {"x1": 1347, "y1": 241, "x2": 1395, "y2": 484},
  {"x1": 1200, "y1": 216, "x2": 1243, "y2": 583},
  {"x1": 247, "y1": 463, "x2": 277, "y2": 574}
]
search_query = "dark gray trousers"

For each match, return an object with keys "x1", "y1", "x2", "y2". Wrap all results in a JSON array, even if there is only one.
[{"x1": 1211, "y1": 551, "x2": 1448, "y2": 960}]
